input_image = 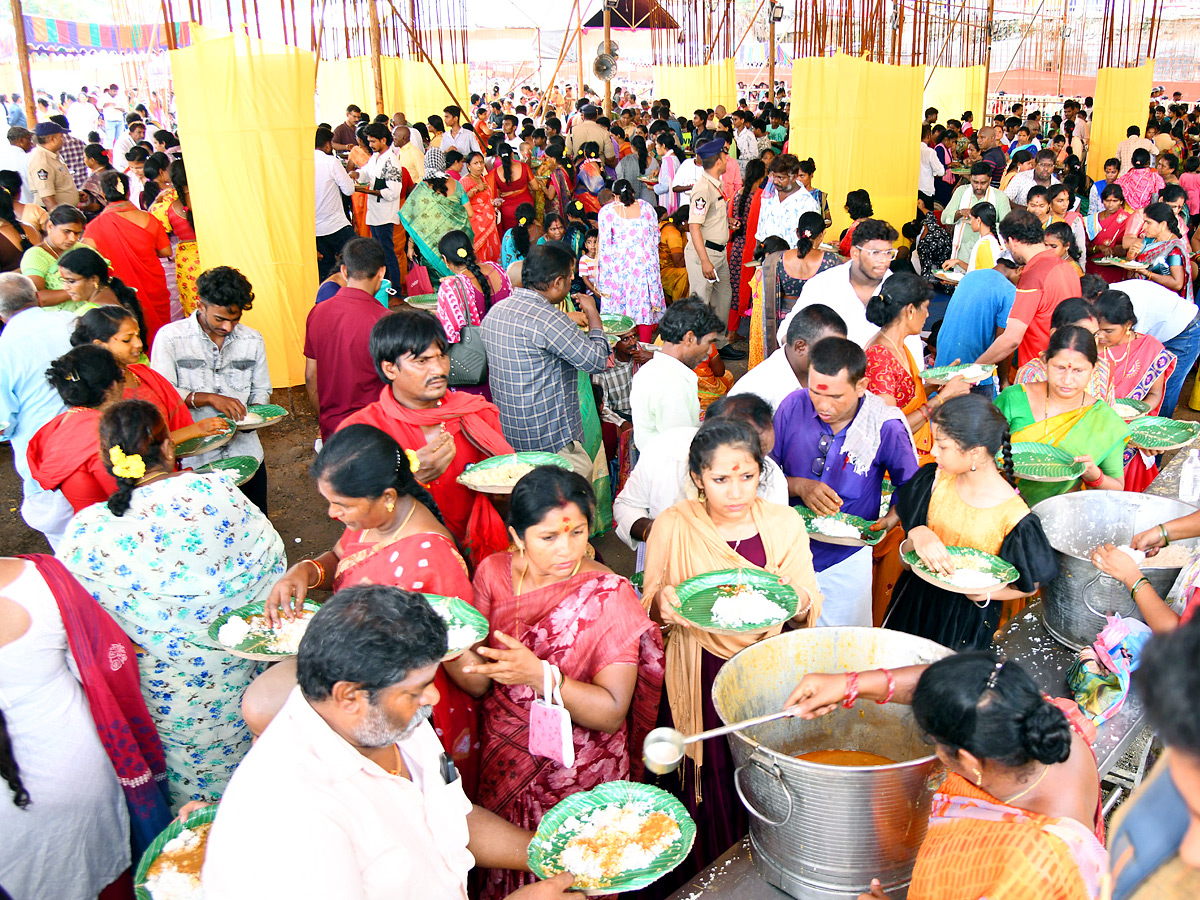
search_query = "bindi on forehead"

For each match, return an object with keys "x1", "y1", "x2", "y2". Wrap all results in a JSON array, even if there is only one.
[
  {"x1": 815, "y1": 382, "x2": 829, "y2": 390},
  {"x1": 732, "y1": 463, "x2": 741, "y2": 472}
]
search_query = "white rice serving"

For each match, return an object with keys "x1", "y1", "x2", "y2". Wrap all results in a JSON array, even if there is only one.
[
  {"x1": 943, "y1": 567, "x2": 1001, "y2": 589},
  {"x1": 811, "y1": 516, "x2": 862, "y2": 539},
  {"x1": 556, "y1": 803, "x2": 681, "y2": 887},
  {"x1": 216, "y1": 611, "x2": 313, "y2": 653},
  {"x1": 237, "y1": 411, "x2": 265, "y2": 426},
  {"x1": 710, "y1": 588, "x2": 788, "y2": 627},
  {"x1": 145, "y1": 865, "x2": 204, "y2": 900}
]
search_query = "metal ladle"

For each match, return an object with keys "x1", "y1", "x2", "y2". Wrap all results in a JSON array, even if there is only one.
[{"x1": 642, "y1": 708, "x2": 798, "y2": 775}]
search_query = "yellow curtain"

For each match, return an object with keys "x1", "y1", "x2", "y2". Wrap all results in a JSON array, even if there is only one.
[
  {"x1": 923, "y1": 66, "x2": 986, "y2": 126},
  {"x1": 317, "y1": 57, "x2": 470, "y2": 127},
  {"x1": 171, "y1": 31, "x2": 317, "y2": 387},
  {"x1": 1088, "y1": 63, "x2": 1155, "y2": 181},
  {"x1": 653, "y1": 60, "x2": 736, "y2": 116},
  {"x1": 789, "y1": 54, "x2": 923, "y2": 239}
]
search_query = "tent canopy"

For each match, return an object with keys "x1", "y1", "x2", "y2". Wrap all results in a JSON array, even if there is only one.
[{"x1": 583, "y1": 0, "x2": 678, "y2": 30}]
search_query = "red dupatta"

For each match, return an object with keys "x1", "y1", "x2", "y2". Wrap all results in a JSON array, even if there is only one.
[
  {"x1": 332, "y1": 529, "x2": 481, "y2": 797},
  {"x1": 127, "y1": 363, "x2": 194, "y2": 432},
  {"x1": 472, "y1": 554, "x2": 664, "y2": 900},
  {"x1": 83, "y1": 206, "x2": 171, "y2": 349},
  {"x1": 18, "y1": 554, "x2": 171, "y2": 857}
]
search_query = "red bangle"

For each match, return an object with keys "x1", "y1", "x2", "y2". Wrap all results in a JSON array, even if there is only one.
[
  {"x1": 877, "y1": 668, "x2": 896, "y2": 704},
  {"x1": 1082, "y1": 471, "x2": 1104, "y2": 487},
  {"x1": 842, "y1": 671, "x2": 860, "y2": 709}
]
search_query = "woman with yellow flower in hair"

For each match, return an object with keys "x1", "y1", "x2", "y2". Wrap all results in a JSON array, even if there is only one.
[
  {"x1": 261, "y1": 423, "x2": 486, "y2": 796},
  {"x1": 56, "y1": 399, "x2": 286, "y2": 809}
]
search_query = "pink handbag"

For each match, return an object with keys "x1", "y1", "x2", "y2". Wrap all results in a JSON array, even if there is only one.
[
  {"x1": 529, "y1": 661, "x2": 575, "y2": 767},
  {"x1": 405, "y1": 265, "x2": 434, "y2": 297}
]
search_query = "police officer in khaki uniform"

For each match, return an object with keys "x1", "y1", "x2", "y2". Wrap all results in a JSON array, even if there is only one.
[
  {"x1": 684, "y1": 138, "x2": 745, "y2": 359},
  {"x1": 27, "y1": 122, "x2": 79, "y2": 211}
]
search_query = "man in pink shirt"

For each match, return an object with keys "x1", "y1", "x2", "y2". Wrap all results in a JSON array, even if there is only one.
[{"x1": 202, "y1": 585, "x2": 574, "y2": 900}]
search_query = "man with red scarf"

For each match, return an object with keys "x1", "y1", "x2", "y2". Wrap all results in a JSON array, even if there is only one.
[{"x1": 340, "y1": 310, "x2": 513, "y2": 565}]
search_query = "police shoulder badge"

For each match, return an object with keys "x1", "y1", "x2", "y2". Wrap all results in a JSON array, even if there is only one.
[{"x1": 693, "y1": 196, "x2": 706, "y2": 212}]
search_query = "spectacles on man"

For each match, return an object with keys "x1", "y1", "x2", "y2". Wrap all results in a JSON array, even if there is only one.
[
  {"x1": 860, "y1": 247, "x2": 898, "y2": 260},
  {"x1": 811, "y1": 433, "x2": 834, "y2": 477}
]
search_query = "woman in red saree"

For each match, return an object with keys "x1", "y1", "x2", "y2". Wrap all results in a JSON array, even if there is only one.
[
  {"x1": 82, "y1": 171, "x2": 171, "y2": 350},
  {"x1": 28, "y1": 345, "x2": 121, "y2": 512},
  {"x1": 264, "y1": 424, "x2": 484, "y2": 795},
  {"x1": 72, "y1": 304, "x2": 225, "y2": 447},
  {"x1": 460, "y1": 466, "x2": 664, "y2": 900},
  {"x1": 491, "y1": 144, "x2": 536, "y2": 234},
  {"x1": 461, "y1": 151, "x2": 502, "y2": 264},
  {"x1": 1094, "y1": 289, "x2": 1177, "y2": 491},
  {"x1": 1084, "y1": 184, "x2": 1132, "y2": 283}
]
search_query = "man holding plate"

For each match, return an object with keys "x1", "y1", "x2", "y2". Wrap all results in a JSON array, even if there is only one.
[{"x1": 203, "y1": 585, "x2": 574, "y2": 900}]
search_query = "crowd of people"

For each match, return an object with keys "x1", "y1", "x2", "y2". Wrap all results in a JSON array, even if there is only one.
[{"x1": 3, "y1": 81, "x2": 1200, "y2": 900}]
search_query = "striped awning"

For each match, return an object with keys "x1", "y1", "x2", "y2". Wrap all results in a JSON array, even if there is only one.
[{"x1": 22, "y1": 15, "x2": 189, "y2": 56}]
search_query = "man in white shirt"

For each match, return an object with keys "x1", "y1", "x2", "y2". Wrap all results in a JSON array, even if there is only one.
[
  {"x1": 614, "y1": 394, "x2": 789, "y2": 549},
  {"x1": 918, "y1": 124, "x2": 946, "y2": 197},
  {"x1": 780, "y1": 219, "x2": 924, "y2": 364},
  {"x1": 1004, "y1": 149, "x2": 1060, "y2": 207},
  {"x1": 670, "y1": 154, "x2": 699, "y2": 209},
  {"x1": 730, "y1": 303, "x2": 847, "y2": 411},
  {"x1": 65, "y1": 94, "x2": 99, "y2": 141},
  {"x1": 731, "y1": 110, "x2": 758, "y2": 172},
  {"x1": 357, "y1": 123, "x2": 406, "y2": 288},
  {"x1": 754, "y1": 154, "x2": 820, "y2": 248},
  {"x1": 1082, "y1": 273, "x2": 1200, "y2": 419},
  {"x1": 630, "y1": 298, "x2": 724, "y2": 449},
  {"x1": 314, "y1": 126, "x2": 357, "y2": 281},
  {"x1": 202, "y1": 585, "x2": 575, "y2": 900},
  {"x1": 499, "y1": 115, "x2": 523, "y2": 151},
  {"x1": 0, "y1": 126, "x2": 32, "y2": 203},
  {"x1": 100, "y1": 83, "x2": 125, "y2": 148},
  {"x1": 111, "y1": 118, "x2": 145, "y2": 173},
  {"x1": 440, "y1": 104, "x2": 482, "y2": 157}
]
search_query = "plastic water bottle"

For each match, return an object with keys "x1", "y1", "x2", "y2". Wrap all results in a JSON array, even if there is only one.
[{"x1": 1181, "y1": 449, "x2": 1200, "y2": 504}]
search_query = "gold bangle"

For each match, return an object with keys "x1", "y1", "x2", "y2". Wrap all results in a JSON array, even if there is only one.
[{"x1": 304, "y1": 558, "x2": 326, "y2": 589}]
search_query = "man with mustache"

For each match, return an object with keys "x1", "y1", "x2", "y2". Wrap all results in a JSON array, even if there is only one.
[
  {"x1": 303, "y1": 237, "x2": 395, "y2": 440},
  {"x1": 203, "y1": 585, "x2": 575, "y2": 900},
  {"x1": 339, "y1": 308, "x2": 513, "y2": 565}
]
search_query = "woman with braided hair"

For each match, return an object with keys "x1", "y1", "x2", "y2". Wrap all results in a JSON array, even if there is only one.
[
  {"x1": 882, "y1": 394, "x2": 1059, "y2": 651},
  {"x1": 436, "y1": 229, "x2": 511, "y2": 342},
  {"x1": 57, "y1": 399, "x2": 285, "y2": 807},
  {"x1": 262, "y1": 423, "x2": 485, "y2": 795}
]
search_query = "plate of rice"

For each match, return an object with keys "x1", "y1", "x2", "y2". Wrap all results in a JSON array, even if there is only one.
[
  {"x1": 921, "y1": 362, "x2": 995, "y2": 385},
  {"x1": 174, "y1": 416, "x2": 237, "y2": 458},
  {"x1": 135, "y1": 804, "x2": 217, "y2": 900},
  {"x1": 900, "y1": 545, "x2": 1018, "y2": 595},
  {"x1": 457, "y1": 452, "x2": 573, "y2": 494},
  {"x1": 528, "y1": 782, "x2": 695, "y2": 893},
  {"x1": 192, "y1": 455, "x2": 261, "y2": 486},
  {"x1": 235, "y1": 403, "x2": 289, "y2": 432},
  {"x1": 208, "y1": 600, "x2": 320, "y2": 660},
  {"x1": 1110, "y1": 398, "x2": 1150, "y2": 421},
  {"x1": 672, "y1": 567, "x2": 798, "y2": 634},
  {"x1": 423, "y1": 593, "x2": 489, "y2": 660},
  {"x1": 796, "y1": 507, "x2": 885, "y2": 547}
]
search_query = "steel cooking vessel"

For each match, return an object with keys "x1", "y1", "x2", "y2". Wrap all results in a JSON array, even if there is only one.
[
  {"x1": 711, "y1": 627, "x2": 952, "y2": 900},
  {"x1": 1031, "y1": 491, "x2": 1197, "y2": 649}
]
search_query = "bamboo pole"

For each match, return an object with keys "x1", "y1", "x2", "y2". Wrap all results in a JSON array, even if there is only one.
[
  {"x1": 603, "y1": 4, "x2": 611, "y2": 116},
  {"x1": 368, "y1": 0, "x2": 385, "y2": 114},
  {"x1": 768, "y1": 3, "x2": 776, "y2": 104},
  {"x1": 733, "y1": 0, "x2": 768, "y2": 58},
  {"x1": 382, "y1": 0, "x2": 469, "y2": 115},
  {"x1": 992, "y1": 0, "x2": 1049, "y2": 95},
  {"x1": 313, "y1": 0, "x2": 330, "y2": 86},
  {"x1": 982, "y1": 0, "x2": 995, "y2": 102},
  {"x1": 576, "y1": 0, "x2": 585, "y2": 97},
  {"x1": 9, "y1": 0, "x2": 37, "y2": 126},
  {"x1": 543, "y1": 0, "x2": 584, "y2": 100},
  {"x1": 923, "y1": 0, "x2": 972, "y2": 87},
  {"x1": 704, "y1": 0, "x2": 733, "y2": 64},
  {"x1": 1055, "y1": 0, "x2": 1067, "y2": 97}
]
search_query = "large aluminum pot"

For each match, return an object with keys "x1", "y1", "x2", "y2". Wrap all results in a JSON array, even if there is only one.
[
  {"x1": 1031, "y1": 491, "x2": 1198, "y2": 650},
  {"x1": 711, "y1": 627, "x2": 953, "y2": 900}
]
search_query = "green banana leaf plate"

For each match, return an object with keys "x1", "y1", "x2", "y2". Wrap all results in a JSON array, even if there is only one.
[
  {"x1": 901, "y1": 545, "x2": 1018, "y2": 595},
  {"x1": 672, "y1": 567, "x2": 798, "y2": 634},
  {"x1": 235, "y1": 403, "x2": 289, "y2": 431},
  {"x1": 1009, "y1": 442, "x2": 1086, "y2": 483},
  {"x1": 921, "y1": 362, "x2": 996, "y2": 385},
  {"x1": 1128, "y1": 416, "x2": 1200, "y2": 451},
  {"x1": 134, "y1": 803, "x2": 219, "y2": 900},
  {"x1": 458, "y1": 452, "x2": 573, "y2": 494},
  {"x1": 796, "y1": 507, "x2": 885, "y2": 547},
  {"x1": 424, "y1": 593, "x2": 489, "y2": 661},
  {"x1": 1110, "y1": 397, "x2": 1150, "y2": 421},
  {"x1": 208, "y1": 599, "x2": 321, "y2": 660},
  {"x1": 193, "y1": 454, "x2": 260, "y2": 486},
  {"x1": 174, "y1": 415, "x2": 237, "y2": 458},
  {"x1": 527, "y1": 781, "x2": 696, "y2": 894}
]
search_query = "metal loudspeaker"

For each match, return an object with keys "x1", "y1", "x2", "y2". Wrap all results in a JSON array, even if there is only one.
[{"x1": 593, "y1": 53, "x2": 618, "y2": 82}]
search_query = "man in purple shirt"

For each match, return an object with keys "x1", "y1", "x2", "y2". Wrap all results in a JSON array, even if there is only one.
[
  {"x1": 770, "y1": 337, "x2": 920, "y2": 626},
  {"x1": 304, "y1": 237, "x2": 391, "y2": 439}
]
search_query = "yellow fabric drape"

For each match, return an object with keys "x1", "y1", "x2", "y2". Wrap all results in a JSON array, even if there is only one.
[
  {"x1": 789, "y1": 54, "x2": 923, "y2": 239},
  {"x1": 923, "y1": 65, "x2": 987, "y2": 125},
  {"x1": 652, "y1": 60, "x2": 736, "y2": 116},
  {"x1": 171, "y1": 31, "x2": 316, "y2": 387},
  {"x1": 1088, "y1": 63, "x2": 1155, "y2": 182},
  {"x1": 317, "y1": 57, "x2": 470, "y2": 127}
]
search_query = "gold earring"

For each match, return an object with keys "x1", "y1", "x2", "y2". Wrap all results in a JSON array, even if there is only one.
[
  {"x1": 973, "y1": 767, "x2": 983, "y2": 787},
  {"x1": 385, "y1": 498, "x2": 395, "y2": 513}
]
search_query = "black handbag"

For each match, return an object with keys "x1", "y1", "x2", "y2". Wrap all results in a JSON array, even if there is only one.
[{"x1": 447, "y1": 324, "x2": 488, "y2": 385}]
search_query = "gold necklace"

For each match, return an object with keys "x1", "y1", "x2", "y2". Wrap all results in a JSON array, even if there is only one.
[
  {"x1": 999, "y1": 763, "x2": 1049, "y2": 805},
  {"x1": 1039, "y1": 384, "x2": 1085, "y2": 439},
  {"x1": 370, "y1": 497, "x2": 417, "y2": 544}
]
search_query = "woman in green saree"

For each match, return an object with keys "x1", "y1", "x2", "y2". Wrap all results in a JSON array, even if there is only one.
[
  {"x1": 995, "y1": 325, "x2": 1130, "y2": 508},
  {"x1": 400, "y1": 147, "x2": 474, "y2": 283}
]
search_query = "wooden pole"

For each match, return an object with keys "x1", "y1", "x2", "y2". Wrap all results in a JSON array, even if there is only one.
[
  {"x1": 768, "y1": 3, "x2": 776, "y2": 104},
  {"x1": 733, "y1": 0, "x2": 768, "y2": 58},
  {"x1": 382, "y1": 0, "x2": 469, "y2": 116},
  {"x1": 991, "y1": 0, "x2": 1048, "y2": 95},
  {"x1": 1055, "y1": 0, "x2": 1068, "y2": 97},
  {"x1": 603, "y1": 4, "x2": 612, "y2": 116},
  {"x1": 9, "y1": 0, "x2": 37, "y2": 126},
  {"x1": 543, "y1": 0, "x2": 583, "y2": 101},
  {"x1": 313, "y1": 0, "x2": 330, "y2": 86},
  {"x1": 981, "y1": 0, "x2": 994, "y2": 104},
  {"x1": 368, "y1": 0, "x2": 385, "y2": 114},
  {"x1": 577, "y1": 0, "x2": 585, "y2": 98}
]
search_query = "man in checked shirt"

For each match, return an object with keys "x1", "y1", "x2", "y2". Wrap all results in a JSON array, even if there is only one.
[{"x1": 480, "y1": 242, "x2": 610, "y2": 475}]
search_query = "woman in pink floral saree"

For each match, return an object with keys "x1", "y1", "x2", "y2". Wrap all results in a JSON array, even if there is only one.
[{"x1": 462, "y1": 466, "x2": 664, "y2": 900}]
